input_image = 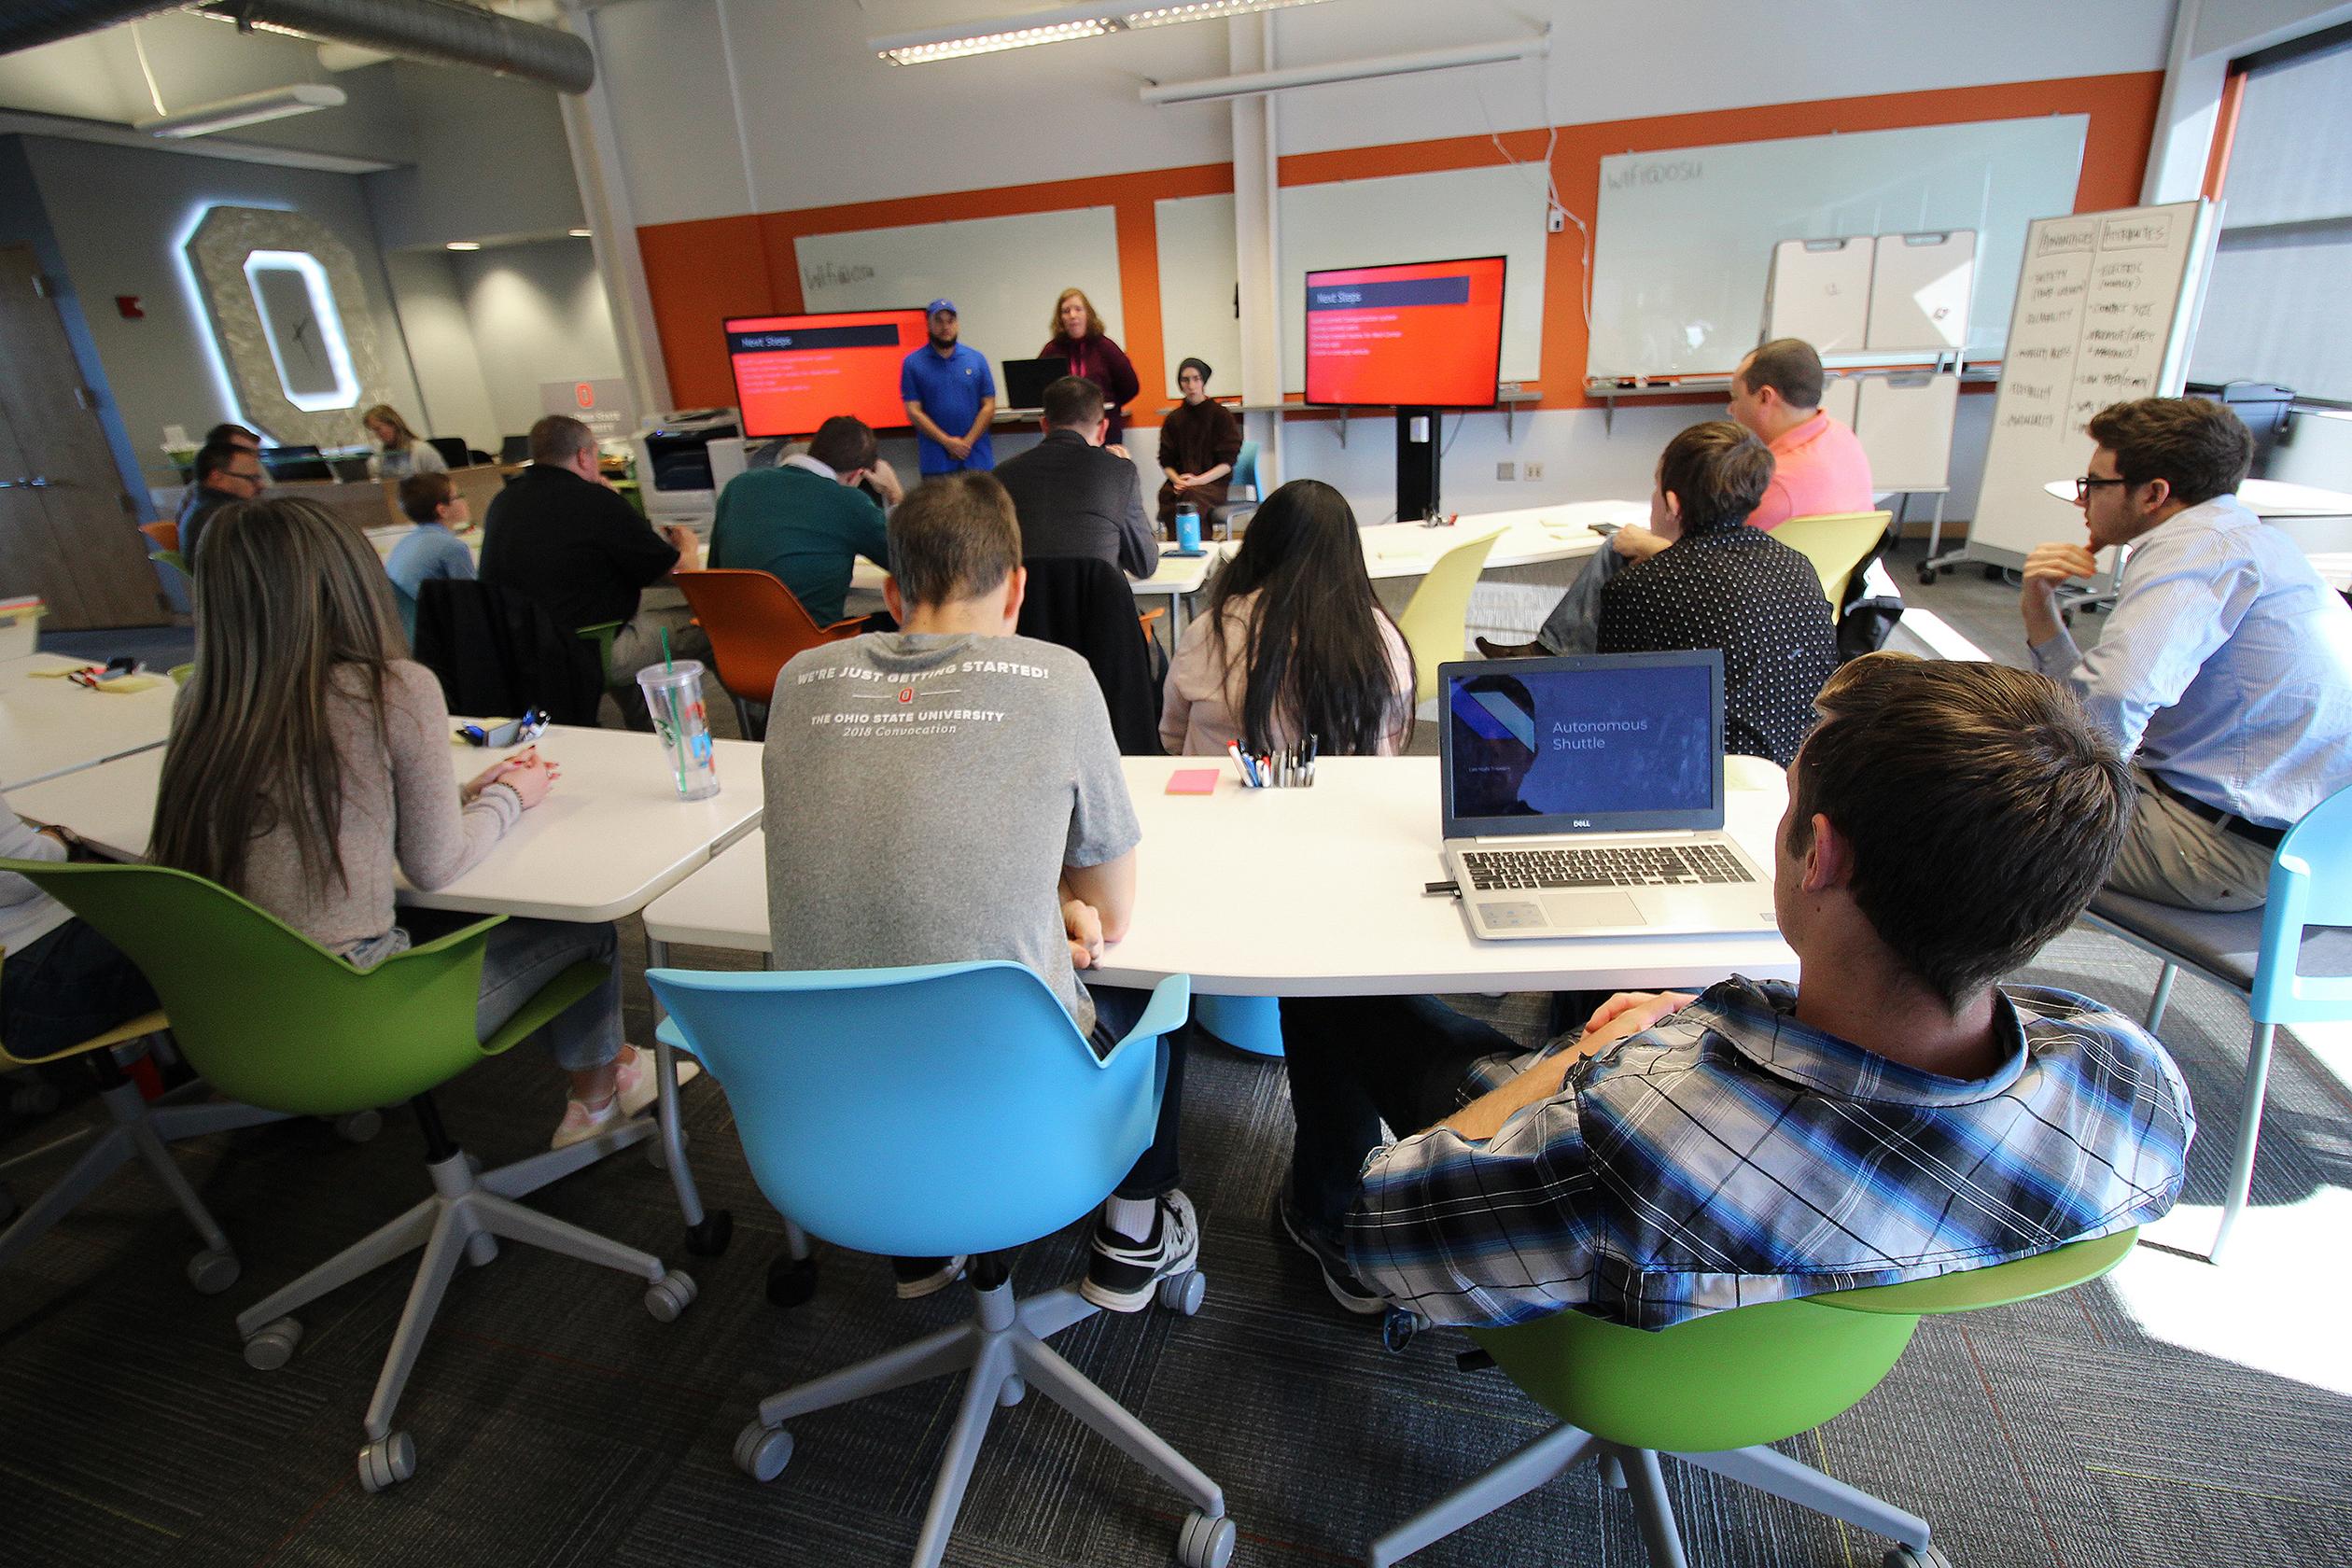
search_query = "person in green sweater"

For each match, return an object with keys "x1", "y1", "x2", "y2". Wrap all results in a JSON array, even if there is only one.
[{"x1": 709, "y1": 415, "x2": 903, "y2": 628}]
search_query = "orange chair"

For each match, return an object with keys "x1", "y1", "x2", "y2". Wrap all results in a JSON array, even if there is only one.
[
  {"x1": 140, "y1": 519, "x2": 180, "y2": 553},
  {"x1": 673, "y1": 569, "x2": 863, "y2": 740}
]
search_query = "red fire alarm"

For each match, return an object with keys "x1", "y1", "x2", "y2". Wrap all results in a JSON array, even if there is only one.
[{"x1": 115, "y1": 295, "x2": 144, "y2": 319}]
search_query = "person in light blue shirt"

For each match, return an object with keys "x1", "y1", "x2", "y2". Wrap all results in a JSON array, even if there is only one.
[
  {"x1": 900, "y1": 298, "x2": 996, "y2": 476},
  {"x1": 385, "y1": 470, "x2": 478, "y2": 640},
  {"x1": 2022, "y1": 396, "x2": 2352, "y2": 910}
]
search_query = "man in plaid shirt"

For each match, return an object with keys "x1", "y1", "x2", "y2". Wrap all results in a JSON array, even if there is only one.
[{"x1": 1278, "y1": 655, "x2": 2194, "y2": 1329}]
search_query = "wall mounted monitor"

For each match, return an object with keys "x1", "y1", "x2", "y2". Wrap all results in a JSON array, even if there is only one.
[
  {"x1": 1303, "y1": 256, "x2": 1507, "y2": 409},
  {"x1": 724, "y1": 308, "x2": 931, "y2": 439}
]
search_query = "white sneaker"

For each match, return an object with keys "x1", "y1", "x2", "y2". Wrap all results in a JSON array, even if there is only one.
[
  {"x1": 616, "y1": 1045, "x2": 699, "y2": 1118},
  {"x1": 551, "y1": 1093, "x2": 622, "y2": 1150},
  {"x1": 1081, "y1": 1189, "x2": 1200, "y2": 1313}
]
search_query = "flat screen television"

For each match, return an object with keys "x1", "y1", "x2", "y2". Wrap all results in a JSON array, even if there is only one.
[
  {"x1": 724, "y1": 308, "x2": 931, "y2": 439},
  {"x1": 1302, "y1": 257, "x2": 1507, "y2": 409}
]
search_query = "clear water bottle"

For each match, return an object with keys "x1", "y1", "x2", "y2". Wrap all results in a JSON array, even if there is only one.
[{"x1": 636, "y1": 660, "x2": 721, "y2": 801}]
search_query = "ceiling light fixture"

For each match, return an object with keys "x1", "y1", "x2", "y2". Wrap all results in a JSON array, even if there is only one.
[
  {"x1": 568, "y1": 228, "x2": 594, "y2": 238},
  {"x1": 446, "y1": 241, "x2": 483, "y2": 251},
  {"x1": 871, "y1": 0, "x2": 1330, "y2": 65},
  {"x1": 135, "y1": 83, "x2": 347, "y2": 138},
  {"x1": 1140, "y1": 35, "x2": 1548, "y2": 105}
]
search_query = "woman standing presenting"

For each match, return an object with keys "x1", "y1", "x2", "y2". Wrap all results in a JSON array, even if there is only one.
[
  {"x1": 1155, "y1": 357, "x2": 1242, "y2": 533},
  {"x1": 1043, "y1": 287, "x2": 1141, "y2": 449},
  {"x1": 362, "y1": 404, "x2": 448, "y2": 481}
]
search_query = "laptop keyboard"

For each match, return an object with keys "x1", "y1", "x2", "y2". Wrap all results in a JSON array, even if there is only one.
[{"x1": 1462, "y1": 843, "x2": 1756, "y2": 890}]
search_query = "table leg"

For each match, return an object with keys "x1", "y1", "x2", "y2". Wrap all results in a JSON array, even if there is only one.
[{"x1": 644, "y1": 934, "x2": 705, "y2": 1229}]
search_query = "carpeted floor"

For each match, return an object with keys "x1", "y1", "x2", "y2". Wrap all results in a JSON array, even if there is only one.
[{"x1": 6, "y1": 552, "x2": 2349, "y2": 1567}]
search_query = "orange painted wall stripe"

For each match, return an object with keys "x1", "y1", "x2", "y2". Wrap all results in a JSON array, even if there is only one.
[
  {"x1": 640, "y1": 72, "x2": 2163, "y2": 416},
  {"x1": 2203, "y1": 65, "x2": 2247, "y2": 199}
]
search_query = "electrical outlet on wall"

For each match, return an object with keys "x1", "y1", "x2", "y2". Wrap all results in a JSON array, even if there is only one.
[
  {"x1": 1524, "y1": 461, "x2": 1545, "y2": 481},
  {"x1": 1496, "y1": 461, "x2": 1516, "y2": 482}
]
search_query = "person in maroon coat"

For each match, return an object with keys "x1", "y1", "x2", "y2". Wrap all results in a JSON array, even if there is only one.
[{"x1": 1043, "y1": 287, "x2": 1141, "y2": 450}]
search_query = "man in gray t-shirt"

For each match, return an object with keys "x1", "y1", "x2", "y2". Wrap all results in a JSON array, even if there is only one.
[{"x1": 763, "y1": 471, "x2": 1198, "y2": 1314}]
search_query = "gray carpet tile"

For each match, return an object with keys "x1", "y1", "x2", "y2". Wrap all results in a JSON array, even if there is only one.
[{"x1": 5, "y1": 908, "x2": 2350, "y2": 1568}]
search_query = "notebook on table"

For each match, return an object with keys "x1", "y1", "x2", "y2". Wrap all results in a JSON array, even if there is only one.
[{"x1": 1438, "y1": 651, "x2": 1779, "y2": 940}]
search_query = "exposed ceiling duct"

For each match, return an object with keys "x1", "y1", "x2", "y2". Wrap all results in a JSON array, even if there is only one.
[{"x1": 0, "y1": 0, "x2": 595, "y2": 94}]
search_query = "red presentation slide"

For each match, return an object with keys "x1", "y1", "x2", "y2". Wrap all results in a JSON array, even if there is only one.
[
  {"x1": 725, "y1": 309, "x2": 931, "y2": 438},
  {"x1": 1302, "y1": 257, "x2": 1507, "y2": 408}
]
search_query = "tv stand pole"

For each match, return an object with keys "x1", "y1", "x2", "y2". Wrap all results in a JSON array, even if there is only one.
[{"x1": 1395, "y1": 407, "x2": 1439, "y2": 521}]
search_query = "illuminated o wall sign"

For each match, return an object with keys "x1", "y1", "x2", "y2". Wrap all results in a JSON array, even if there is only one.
[{"x1": 183, "y1": 205, "x2": 386, "y2": 446}]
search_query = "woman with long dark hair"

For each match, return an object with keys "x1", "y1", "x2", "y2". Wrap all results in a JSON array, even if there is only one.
[
  {"x1": 1159, "y1": 478, "x2": 1413, "y2": 759},
  {"x1": 149, "y1": 497, "x2": 683, "y2": 1148}
]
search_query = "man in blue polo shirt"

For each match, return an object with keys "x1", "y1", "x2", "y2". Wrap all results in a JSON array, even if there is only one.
[{"x1": 901, "y1": 298, "x2": 996, "y2": 475}]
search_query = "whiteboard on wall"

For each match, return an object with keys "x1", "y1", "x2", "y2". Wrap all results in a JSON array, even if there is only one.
[
  {"x1": 793, "y1": 207, "x2": 1124, "y2": 402},
  {"x1": 1589, "y1": 117, "x2": 2088, "y2": 381},
  {"x1": 1867, "y1": 231, "x2": 1976, "y2": 351},
  {"x1": 1155, "y1": 192, "x2": 1244, "y2": 400},
  {"x1": 1967, "y1": 201, "x2": 2219, "y2": 567},
  {"x1": 1279, "y1": 165, "x2": 1549, "y2": 391},
  {"x1": 1763, "y1": 237, "x2": 1872, "y2": 353}
]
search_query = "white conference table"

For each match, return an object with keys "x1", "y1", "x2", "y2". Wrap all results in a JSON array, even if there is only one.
[
  {"x1": 0, "y1": 654, "x2": 180, "y2": 792},
  {"x1": 6, "y1": 721, "x2": 763, "y2": 924},
  {"x1": 644, "y1": 755, "x2": 1797, "y2": 997}
]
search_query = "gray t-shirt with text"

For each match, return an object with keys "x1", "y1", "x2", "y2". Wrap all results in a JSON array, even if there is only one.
[{"x1": 763, "y1": 632, "x2": 1141, "y2": 1035}]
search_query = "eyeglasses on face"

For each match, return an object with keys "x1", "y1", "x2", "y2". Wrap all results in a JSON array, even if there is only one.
[{"x1": 2072, "y1": 475, "x2": 2131, "y2": 501}]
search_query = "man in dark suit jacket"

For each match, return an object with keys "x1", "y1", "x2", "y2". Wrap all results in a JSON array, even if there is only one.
[{"x1": 991, "y1": 376, "x2": 1157, "y2": 580}]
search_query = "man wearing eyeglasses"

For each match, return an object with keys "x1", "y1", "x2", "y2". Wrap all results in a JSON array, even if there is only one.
[{"x1": 2021, "y1": 396, "x2": 2352, "y2": 911}]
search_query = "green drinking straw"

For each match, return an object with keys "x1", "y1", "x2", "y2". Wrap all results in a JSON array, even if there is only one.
[{"x1": 657, "y1": 627, "x2": 685, "y2": 791}]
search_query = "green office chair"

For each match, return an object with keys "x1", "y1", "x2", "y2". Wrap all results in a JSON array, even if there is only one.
[
  {"x1": 1367, "y1": 1229, "x2": 2137, "y2": 1568},
  {"x1": 578, "y1": 619, "x2": 623, "y2": 684},
  {"x1": 9, "y1": 861, "x2": 697, "y2": 1493}
]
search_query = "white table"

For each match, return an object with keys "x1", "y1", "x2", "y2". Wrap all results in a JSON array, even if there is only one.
[
  {"x1": 6, "y1": 722, "x2": 763, "y2": 924},
  {"x1": 0, "y1": 654, "x2": 179, "y2": 792},
  {"x1": 1355, "y1": 500, "x2": 1637, "y2": 582},
  {"x1": 643, "y1": 755, "x2": 1797, "y2": 996}
]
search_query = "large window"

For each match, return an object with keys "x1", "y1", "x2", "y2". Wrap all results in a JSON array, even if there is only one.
[{"x1": 2190, "y1": 30, "x2": 2352, "y2": 401}]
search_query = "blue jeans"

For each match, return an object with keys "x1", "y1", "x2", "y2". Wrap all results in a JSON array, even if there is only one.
[
  {"x1": 0, "y1": 919, "x2": 159, "y2": 1064},
  {"x1": 1533, "y1": 544, "x2": 1630, "y2": 654},
  {"x1": 349, "y1": 914, "x2": 623, "y2": 1072}
]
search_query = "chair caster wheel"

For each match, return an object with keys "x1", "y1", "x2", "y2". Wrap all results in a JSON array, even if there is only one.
[
  {"x1": 735, "y1": 1422, "x2": 793, "y2": 1481},
  {"x1": 334, "y1": 1109, "x2": 383, "y2": 1143},
  {"x1": 997, "y1": 1375, "x2": 1027, "y2": 1407},
  {"x1": 357, "y1": 1431, "x2": 415, "y2": 1493},
  {"x1": 1380, "y1": 1307, "x2": 1422, "y2": 1352},
  {"x1": 244, "y1": 1317, "x2": 303, "y2": 1370},
  {"x1": 766, "y1": 1253, "x2": 819, "y2": 1308},
  {"x1": 1884, "y1": 1546, "x2": 1953, "y2": 1568},
  {"x1": 187, "y1": 1246, "x2": 240, "y2": 1295},
  {"x1": 645, "y1": 1270, "x2": 697, "y2": 1323},
  {"x1": 686, "y1": 1210, "x2": 733, "y2": 1256},
  {"x1": 1157, "y1": 1268, "x2": 1206, "y2": 1316},
  {"x1": 1176, "y1": 1510, "x2": 1237, "y2": 1568}
]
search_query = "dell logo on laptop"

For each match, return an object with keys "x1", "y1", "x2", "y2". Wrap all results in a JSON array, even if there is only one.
[{"x1": 1571, "y1": 818, "x2": 1592, "y2": 828}]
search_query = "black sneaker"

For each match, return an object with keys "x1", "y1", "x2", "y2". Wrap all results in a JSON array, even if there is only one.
[
  {"x1": 1276, "y1": 1188, "x2": 1386, "y2": 1316},
  {"x1": 890, "y1": 1255, "x2": 967, "y2": 1300},
  {"x1": 1081, "y1": 1190, "x2": 1199, "y2": 1313}
]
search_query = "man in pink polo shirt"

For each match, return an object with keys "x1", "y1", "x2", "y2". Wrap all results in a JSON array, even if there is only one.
[{"x1": 1483, "y1": 337, "x2": 1876, "y2": 658}]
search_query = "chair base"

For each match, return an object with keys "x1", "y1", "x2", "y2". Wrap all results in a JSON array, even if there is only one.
[
  {"x1": 0, "y1": 1076, "x2": 287, "y2": 1289},
  {"x1": 234, "y1": 1118, "x2": 688, "y2": 1491},
  {"x1": 735, "y1": 1279, "x2": 1232, "y2": 1568},
  {"x1": 1367, "y1": 1421, "x2": 1933, "y2": 1568}
]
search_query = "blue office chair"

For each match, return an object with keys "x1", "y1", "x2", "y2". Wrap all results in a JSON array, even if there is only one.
[
  {"x1": 1192, "y1": 992, "x2": 1282, "y2": 1057},
  {"x1": 1211, "y1": 439, "x2": 1260, "y2": 534},
  {"x1": 648, "y1": 961, "x2": 1235, "y2": 1568},
  {"x1": 2083, "y1": 778, "x2": 2352, "y2": 1261}
]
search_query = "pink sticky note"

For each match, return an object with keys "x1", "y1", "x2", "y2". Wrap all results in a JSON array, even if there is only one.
[{"x1": 1165, "y1": 768, "x2": 1220, "y2": 795}]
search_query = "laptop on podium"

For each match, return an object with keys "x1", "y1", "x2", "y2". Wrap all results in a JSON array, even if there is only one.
[{"x1": 1438, "y1": 651, "x2": 1779, "y2": 940}]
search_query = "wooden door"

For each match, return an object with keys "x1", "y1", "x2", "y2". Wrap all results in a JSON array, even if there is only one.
[{"x1": 0, "y1": 245, "x2": 165, "y2": 628}]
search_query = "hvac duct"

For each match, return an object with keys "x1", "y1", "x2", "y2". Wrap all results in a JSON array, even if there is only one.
[{"x1": 0, "y1": 0, "x2": 595, "y2": 94}]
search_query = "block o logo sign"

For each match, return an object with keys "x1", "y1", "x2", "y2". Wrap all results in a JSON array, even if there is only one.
[{"x1": 575, "y1": 382, "x2": 596, "y2": 410}]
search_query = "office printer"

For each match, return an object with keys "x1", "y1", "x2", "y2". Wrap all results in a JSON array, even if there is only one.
[{"x1": 629, "y1": 410, "x2": 749, "y2": 525}]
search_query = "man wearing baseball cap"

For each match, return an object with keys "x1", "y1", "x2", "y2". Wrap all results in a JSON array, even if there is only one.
[{"x1": 900, "y1": 298, "x2": 998, "y2": 475}]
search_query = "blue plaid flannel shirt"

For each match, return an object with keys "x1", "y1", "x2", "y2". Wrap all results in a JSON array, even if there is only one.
[{"x1": 1347, "y1": 977, "x2": 2193, "y2": 1331}]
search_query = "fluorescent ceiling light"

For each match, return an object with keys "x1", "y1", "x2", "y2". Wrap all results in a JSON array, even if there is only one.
[
  {"x1": 1140, "y1": 35, "x2": 1547, "y2": 105},
  {"x1": 136, "y1": 83, "x2": 347, "y2": 138},
  {"x1": 568, "y1": 228, "x2": 594, "y2": 238},
  {"x1": 872, "y1": 0, "x2": 1331, "y2": 65},
  {"x1": 446, "y1": 240, "x2": 483, "y2": 251}
]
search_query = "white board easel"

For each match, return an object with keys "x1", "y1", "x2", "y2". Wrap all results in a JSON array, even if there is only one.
[
  {"x1": 1763, "y1": 237, "x2": 1872, "y2": 354},
  {"x1": 1866, "y1": 231, "x2": 1976, "y2": 352}
]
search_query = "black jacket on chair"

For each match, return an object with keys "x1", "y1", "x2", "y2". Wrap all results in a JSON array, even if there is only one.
[
  {"x1": 1015, "y1": 555, "x2": 1163, "y2": 755},
  {"x1": 413, "y1": 580, "x2": 606, "y2": 727}
]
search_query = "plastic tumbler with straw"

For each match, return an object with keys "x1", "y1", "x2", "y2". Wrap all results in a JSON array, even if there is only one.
[{"x1": 636, "y1": 628, "x2": 721, "y2": 801}]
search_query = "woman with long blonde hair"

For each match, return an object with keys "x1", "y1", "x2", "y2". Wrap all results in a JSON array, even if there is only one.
[
  {"x1": 150, "y1": 497, "x2": 681, "y2": 1147},
  {"x1": 362, "y1": 403, "x2": 448, "y2": 481},
  {"x1": 1042, "y1": 287, "x2": 1141, "y2": 449}
]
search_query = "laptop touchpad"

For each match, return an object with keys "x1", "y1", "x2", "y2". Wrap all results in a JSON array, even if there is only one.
[{"x1": 1539, "y1": 890, "x2": 1645, "y2": 930}]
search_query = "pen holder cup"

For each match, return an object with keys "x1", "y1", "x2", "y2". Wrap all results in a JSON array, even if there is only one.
[{"x1": 636, "y1": 660, "x2": 721, "y2": 802}]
